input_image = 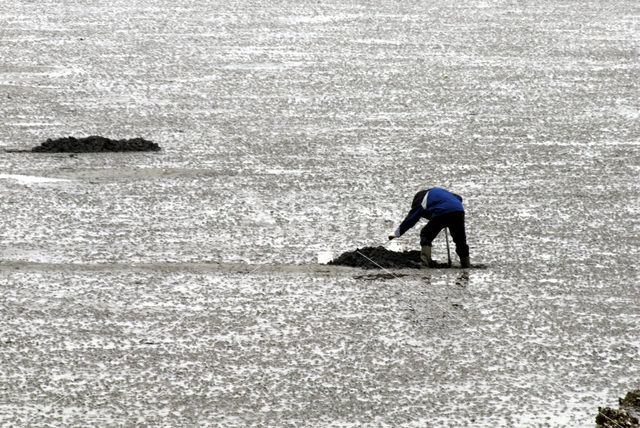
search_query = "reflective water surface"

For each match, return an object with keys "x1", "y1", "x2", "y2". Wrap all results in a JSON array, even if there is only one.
[{"x1": 1, "y1": 0, "x2": 639, "y2": 426}]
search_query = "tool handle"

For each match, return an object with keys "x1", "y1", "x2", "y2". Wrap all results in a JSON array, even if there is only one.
[{"x1": 444, "y1": 228, "x2": 452, "y2": 267}]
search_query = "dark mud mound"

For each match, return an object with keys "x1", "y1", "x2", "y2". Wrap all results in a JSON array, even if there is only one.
[
  {"x1": 596, "y1": 407, "x2": 638, "y2": 427},
  {"x1": 32, "y1": 136, "x2": 161, "y2": 153},
  {"x1": 328, "y1": 246, "x2": 450, "y2": 269}
]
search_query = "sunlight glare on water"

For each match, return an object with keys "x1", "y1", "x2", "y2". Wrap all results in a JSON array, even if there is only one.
[{"x1": 0, "y1": 0, "x2": 639, "y2": 426}]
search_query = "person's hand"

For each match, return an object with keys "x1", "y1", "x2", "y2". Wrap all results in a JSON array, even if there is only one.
[{"x1": 388, "y1": 233, "x2": 397, "y2": 240}]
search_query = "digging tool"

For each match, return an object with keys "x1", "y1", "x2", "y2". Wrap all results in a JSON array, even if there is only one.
[{"x1": 444, "y1": 228, "x2": 452, "y2": 267}]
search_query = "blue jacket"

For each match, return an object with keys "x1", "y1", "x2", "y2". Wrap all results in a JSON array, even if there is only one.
[{"x1": 394, "y1": 188, "x2": 464, "y2": 237}]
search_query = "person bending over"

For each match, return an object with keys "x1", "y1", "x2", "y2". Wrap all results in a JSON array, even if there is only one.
[{"x1": 389, "y1": 187, "x2": 470, "y2": 268}]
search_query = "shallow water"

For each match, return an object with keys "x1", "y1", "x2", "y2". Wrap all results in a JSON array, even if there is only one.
[{"x1": 1, "y1": 0, "x2": 639, "y2": 426}]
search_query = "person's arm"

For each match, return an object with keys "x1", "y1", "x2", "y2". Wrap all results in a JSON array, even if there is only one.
[{"x1": 390, "y1": 205, "x2": 424, "y2": 238}]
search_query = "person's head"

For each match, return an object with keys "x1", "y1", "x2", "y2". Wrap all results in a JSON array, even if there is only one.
[{"x1": 412, "y1": 189, "x2": 428, "y2": 207}]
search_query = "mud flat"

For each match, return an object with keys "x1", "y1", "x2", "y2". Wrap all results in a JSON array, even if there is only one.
[{"x1": 0, "y1": 0, "x2": 638, "y2": 426}]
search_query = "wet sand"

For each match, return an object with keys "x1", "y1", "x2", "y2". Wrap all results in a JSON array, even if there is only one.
[{"x1": 1, "y1": 0, "x2": 639, "y2": 426}]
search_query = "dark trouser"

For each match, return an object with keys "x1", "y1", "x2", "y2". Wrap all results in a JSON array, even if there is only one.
[{"x1": 420, "y1": 211, "x2": 469, "y2": 258}]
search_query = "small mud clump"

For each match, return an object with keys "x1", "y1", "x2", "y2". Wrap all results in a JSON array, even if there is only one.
[
  {"x1": 620, "y1": 390, "x2": 640, "y2": 409},
  {"x1": 328, "y1": 246, "x2": 450, "y2": 269},
  {"x1": 32, "y1": 136, "x2": 161, "y2": 153},
  {"x1": 596, "y1": 407, "x2": 639, "y2": 427},
  {"x1": 620, "y1": 390, "x2": 640, "y2": 420}
]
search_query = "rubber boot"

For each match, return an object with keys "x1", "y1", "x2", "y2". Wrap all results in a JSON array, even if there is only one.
[
  {"x1": 460, "y1": 256, "x2": 471, "y2": 268},
  {"x1": 421, "y1": 246, "x2": 435, "y2": 268}
]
